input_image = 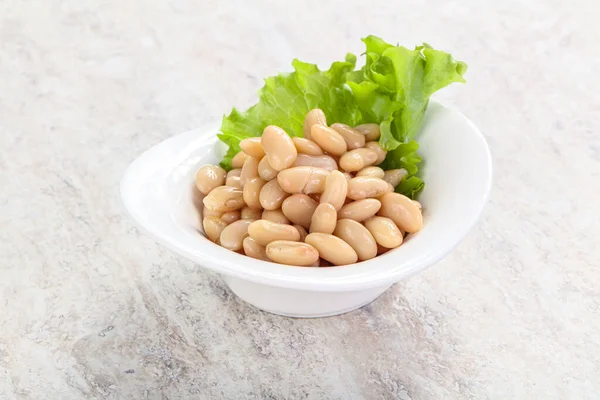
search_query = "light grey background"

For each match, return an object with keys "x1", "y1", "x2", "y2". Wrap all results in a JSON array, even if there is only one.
[{"x1": 1, "y1": 1, "x2": 598, "y2": 399}]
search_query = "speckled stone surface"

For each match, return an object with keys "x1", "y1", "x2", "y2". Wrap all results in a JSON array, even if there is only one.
[{"x1": 1, "y1": 1, "x2": 599, "y2": 399}]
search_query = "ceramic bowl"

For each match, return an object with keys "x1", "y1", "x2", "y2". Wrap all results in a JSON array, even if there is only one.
[{"x1": 120, "y1": 101, "x2": 492, "y2": 317}]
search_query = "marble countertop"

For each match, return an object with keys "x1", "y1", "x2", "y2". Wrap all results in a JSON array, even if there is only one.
[{"x1": 1, "y1": 1, "x2": 598, "y2": 399}]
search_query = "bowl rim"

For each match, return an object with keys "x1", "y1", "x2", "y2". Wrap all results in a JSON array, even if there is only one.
[{"x1": 121, "y1": 101, "x2": 492, "y2": 292}]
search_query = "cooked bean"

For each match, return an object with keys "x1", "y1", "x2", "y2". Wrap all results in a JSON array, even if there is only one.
[
  {"x1": 354, "y1": 123, "x2": 380, "y2": 141},
  {"x1": 382, "y1": 168, "x2": 408, "y2": 188},
  {"x1": 320, "y1": 170, "x2": 347, "y2": 211},
  {"x1": 347, "y1": 177, "x2": 391, "y2": 200},
  {"x1": 310, "y1": 203, "x2": 337, "y2": 234},
  {"x1": 259, "y1": 179, "x2": 290, "y2": 210},
  {"x1": 281, "y1": 194, "x2": 318, "y2": 229},
  {"x1": 293, "y1": 137, "x2": 323, "y2": 155},
  {"x1": 195, "y1": 165, "x2": 226, "y2": 195},
  {"x1": 310, "y1": 124, "x2": 347, "y2": 156},
  {"x1": 232, "y1": 151, "x2": 249, "y2": 169},
  {"x1": 242, "y1": 177, "x2": 266, "y2": 210},
  {"x1": 357, "y1": 166, "x2": 385, "y2": 179},
  {"x1": 334, "y1": 219, "x2": 377, "y2": 261},
  {"x1": 262, "y1": 209, "x2": 290, "y2": 224},
  {"x1": 303, "y1": 109, "x2": 327, "y2": 140},
  {"x1": 412, "y1": 200, "x2": 422, "y2": 211},
  {"x1": 241, "y1": 207, "x2": 262, "y2": 220},
  {"x1": 309, "y1": 193, "x2": 321, "y2": 202},
  {"x1": 239, "y1": 137, "x2": 265, "y2": 158},
  {"x1": 338, "y1": 199, "x2": 381, "y2": 221},
  {"x1": 265, "y1": 240, "x2": 320, "y2": 266},
  {"x1": 248, "y1": 219, "x2": 301, "y2": 246},
  {"x1": 343, "y1": 172, "x2": 353, "y2": 180},
  {"x1": 203, "y1": 186, "x2": 245, "y2": 212},
  {"x1": 203, "y1": 206, "x2": 223, "y2": 219},
  {"x1": 364, "y1": 141, "x2": 387, "y2": 164},
  {"x1": 339, "y1": 148, "x2": 378, "y2": 172},
  {"x1": 258, "y1": 155, "x2": 278, "y2": 181},
  {"x1": 261, "y1": 125, "x2": 297, "y2": 170},
  {"x1": 277, "y1": 167, "x2": 329, "y2": 194},
  {"x1": 293, "y1": 224, "x2": 308, "y2": 241},
  {"x1": 227, "y1": 168, "x2": 242, "y2": 179},
  {"x1": 225, "y1": 175, "x2": 242, "y2": 189},
  {"x1": 240, "y1": 156, "x2": 260, "y2": 186},
  {"x1": 378, "y1": 192, "x2": 423, "y2": 233},
  {"x1": 242, "y1": 237, "x2": 270, "y2": 261},
  {"x1": 221, "y1": 211, "x2": 241, "y2": 224},
  {"x1": 293, "y1": 154, "x2": 338, "y2": 171},
  {"x1": 203, "y1": 217, "x2": 228, "y2": 242},
  {"x1": 330, "y1": 123, "x2": 365, "y2": 150},
  {"x1": 219, "y1": 219, "x2": 253, "y2": 251},
  {"x1": 364, "y1": 216, "x2": 404, "y2": 249},
  {"x1": 305, "y1": 233, "x2": 358, "y2": 265}
]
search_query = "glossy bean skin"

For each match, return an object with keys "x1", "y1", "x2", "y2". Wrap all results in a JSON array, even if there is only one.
[
  {"x1": 355, "y1": 123, "x2": 380, "y2": 141},
  {"x1": 221, "y1": 211, "x2": 241, "y2": 224},
  {"x1": 219, "y1": 219, "x2": 253, "y2": 251},
  {"x1": 310, "y1": 124, "x2": 347, "y2": 156},
  {"x1": 243, "y1": 177, "x2": 266, "y2": 210},
  {"x1": 292, "y1": 154, "x2": 338, "y2": 171},
  {"x1": 320, "y1": 170, "x2": 347, "y2": 211},
  {"x1": 330, "y1": 123, "x2": 365, "y2": 150},
  {"x1": 338, "y1": 199, "x2": 381, "y2": 221},
  {"x1": 240, "y1": 156, "x2": 260, "y2": 186},
  {"x1": 309, "y1": 203, "x2": 337, "y2": 234},
  {"x1": 242, "y1": 237, "x2": 270, "y2": 261},
  {"x1": 195, "y1": 165, "x2": 226, "y2": 195},
  {"x1": 258, "y1": 155, "x2": 278, "y2": 181},
  {"x1": 364, "y1": 216, "x2": 404, "y2": 249},
  {"x1": 227, "y1": 169, "x2": 242, "y2": 179},
  {"x1": 277, "y1": 167, "x2": 330, "y2": 194},
  {"x1": 225, "y1": 175, "x2": 243, "y2": 189},
  {"x1": 378, "y1": 192, "x2": 423, "y2": 233},
  {"x1": 239, "y1": 137, "x2": 266, "y2": 158},
  {"x1": 357, "y1": 166, "x2": 385, "y2": 179},
  {"x1": 413, "y1": 200, "x2": 422, "y2": 211},
  {"x1": 382, "y1": 168, "x2": 408, "y2": 188},
  {"x1": 259, "y1": 179, "x2": 290, "y2": 210},
  {"x1": 304, "y1": 233, "x2": 358, "y2": 266},
  {"x1": 339, "y1": 148, "x2": 378, "y2": 172},
  {"x1": 232, "y1": 151, "x2": 250, "y2": 169},
  {"x1": 334, "y1": 219, "x2": 377, "y2": 261},
  {"x1": 203, "y1": 206, "x2": 223, "y2": 219},
  {"x1": 265, "y1": 240, "x2": 320, "y2": 266},
  {"x1": 293, "y1": 137, "x2": 323, "y2": 155},
  {"x1": 261, "y1": 125, "x2": 297, "y2": 171},
  {"x1": 303, "y1": 109, "x2": 327, "y2": 140},
  {"x1": 241, "y1": 207, "x2": 262, "y2": 220},
  {"x1": 281, "y1": 194, "x2": 318, "y2": 229},
  {"x1": 364, "y1": 141, "x2": 387, "y2": 165},
  {"x1": 293, "y1": 224, "x2": 308, "y2": 241},
  {"x1": 262, "y1": 209, "x2": 290, "y2": 224},
  {"x1": 203, "y1": 186, "x2": 245, "y2": 212},
  {"x1": 346, "y1": 177, "x2": 391, "y2": 200},
  {"x1": 248, "y1": 219, "x2": 301, "y2": 246},
  {"x1": 203, "y1": 216, "x2": 228, "y2": 243}
]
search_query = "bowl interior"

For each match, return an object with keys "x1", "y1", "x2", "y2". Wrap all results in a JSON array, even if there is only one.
[{"x1": 121, "y1": 101, "x2": 492, "y2": 291}]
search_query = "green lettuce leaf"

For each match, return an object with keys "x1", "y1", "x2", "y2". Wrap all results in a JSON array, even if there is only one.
[
  {"x1": 217, "y1": 36, "x2": 467, "y2": 198},
  {"x1": 218, "y1": 54, "x2": 360, "y2": 170}
]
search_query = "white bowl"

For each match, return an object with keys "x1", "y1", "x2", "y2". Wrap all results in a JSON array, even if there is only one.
[{"x1": 120, "y1": 101, "x2": 492, "y2": 318}]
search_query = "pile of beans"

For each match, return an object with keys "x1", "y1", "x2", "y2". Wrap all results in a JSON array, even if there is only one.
[{"x1": 196, "y1": 108, "x2": 423, "y2": 267}]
